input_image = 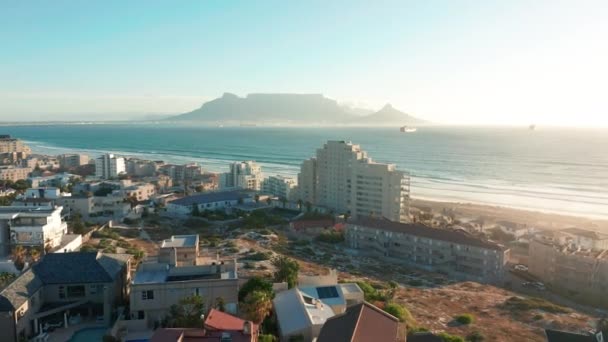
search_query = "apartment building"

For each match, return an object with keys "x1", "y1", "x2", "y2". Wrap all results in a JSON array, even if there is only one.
[
  {"x1": 56, "y1": 194, "x2": 130, "y2": 220},
  {"x1": 0, "y1": 135, "x2": 31, "y2": 154},
  {"x1": 29, "y1": 172, "x2": 74, "y2": 188},
  {"x1": 130, "y1": 259, "x2": 239, "y2": 326},
  {"x1": 0, "y1": 206, "x2": 68, "y2": 256},
  {"x1": 529, "y1": 240, "x2": 608, "y2": 308},
  {"x1": 126, "y1": 158, "x2": 162, "y2": 177},
  {"x1": 261, "y1": 175, "x2": 296, "y2": 199},
  {"x1": 159, "y1": 163, "x2": 201, "y2": 185},
  {"x1": 346, "y1": 218, "x2": 508, "y2": 283},
  {"x1": 0, "y1": 165, "x2": 32, "y2": 182},
  {"x1": 58, "y1": 153, "x2": 90, "y2": 169},
  {"x1": 297, "y1": 141, "x2": 410, "y2": 222},
  {"x1": 122, "y1": 182, "x2": 156, "y2": 201},
  {"x1": 95, "y1": 153, "x2": 126, "y2": 179},
  {"x1": 0, "y1": 252, "x2": 131, "y2": 342},
  {"x1": 561, "y1": 227, "x2": 608, "y2": 251},
  {"x1": 220, "y1": 161, "x2": 263, "y2": 191}
]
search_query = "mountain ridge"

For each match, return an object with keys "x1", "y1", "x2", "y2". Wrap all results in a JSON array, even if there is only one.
[{"x1": 170, "y1": 93, "x2": 426, "y2": 125}]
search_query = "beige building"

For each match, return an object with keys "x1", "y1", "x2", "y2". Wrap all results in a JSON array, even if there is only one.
[
  {"x1": 297, "y1": 141, "x2": 410, "y2": 222},
  {"x1": 0, "y1": 165, "x2": 31, "y2": 182},
  {"x1": 58, "y1": 154, "x2": 90, "y2": 169},
  {"x1": 346, "y1": 218, "x2": 509, "y2": 283},
  {"x1": 529, "y1": 240, "x2": 608, "y2": 308},
  {"x1": 0, "y1": 135, "x2": 31, "y2": 154},
  {"x1": 262, "y1": 175, "x2": 296, "y2": 199},
  {"x1": 123, "y1": 182, "x2": 156, "y2": 201},
  {"x1": 130, "y1": 259, "x2": 239, "y2": 326},
  {"x1": 158, "y1": 235, "x2": 199, "y2": 266},
  {"x1": 0, "y1": 206, "x2": 68, "y2": 256}
]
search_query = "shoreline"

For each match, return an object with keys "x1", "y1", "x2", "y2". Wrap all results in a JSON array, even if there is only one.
[{"x1": 411, "y1": 197, "x2": 608, "y2": 232}]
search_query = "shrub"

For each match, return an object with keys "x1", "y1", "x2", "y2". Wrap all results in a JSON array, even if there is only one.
[
  {"x1": 503, "y1": 296, "x2": 569, "y2": 314},
  {"x1": 238, "y1": 277, "x2": 273, "y2": 302},
  {"x1": 438, "y1": 332, "x2": 465, "y2": 342},
  {"x1": 247, "y1": 252, "x2": 271, "y2": 261},
  {"x1": 258, "y1": 335, "x2": 277, "y2": 342},
  {"x1": 466, "y1": 331, "x2": 485, "y2": 342},
  {"x1": 314, "y1": 231, "x2": 345, "y2": 244},
  {"x1": 455, "y1": 313, "x2": 475, "y2": 325},
  {"x1": 384, "y1": 303, "x2": 416, "y2": 327}
]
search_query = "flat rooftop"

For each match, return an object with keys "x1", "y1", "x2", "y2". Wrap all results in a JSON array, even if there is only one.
[{"x1": 161, "y1": 235, "x2": 198, "y2": 248}]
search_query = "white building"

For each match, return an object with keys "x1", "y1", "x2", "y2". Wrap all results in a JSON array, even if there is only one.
[
  {"x1": 166, "y1": 190, "x2": 254, "y2": 216},
  {"x1": 58, "y1": 153, "x2": 90, "y2": 169},
  {"x1": 95, "y1": 153, "x2": 126, "y2": 179},
  {"x1": 219, "y1": 161, "x2": 263, "y2": 191},
  {"x1": 262, "y1": 175, "x2": 296, "y2": 199},
  {"x1": 297, "y1": 141, "x2": 410, "y2": 222},
  {"x1": 0, "y1": 206, "x2": 68, "y2": 256},
  {"x1": 561, "y1": 227, "x2": 608, "y2": 251}
]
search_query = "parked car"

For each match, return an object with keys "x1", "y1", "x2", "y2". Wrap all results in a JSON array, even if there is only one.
[{"x1": 514, "y1": 264, "x2": 528, "y2": 272}]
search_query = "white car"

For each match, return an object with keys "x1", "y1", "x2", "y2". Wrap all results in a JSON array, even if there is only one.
[{"x1": 514, "y1": 264, "x2": 528, "y2": 272}]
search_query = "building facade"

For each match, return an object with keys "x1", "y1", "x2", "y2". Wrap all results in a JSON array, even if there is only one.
[
  {"x1": 262, "y1": 175, "x2": 296, "y2": 199},
  {"x1": 297, "y1": 141, "x2": 410, "y2": 222},
  {"x1": 220, "y1": 161, "x2": 263, "y2": 191},
  {"x1": 0, "y1": 166, "x2": 32, "y2": 182},
  {"x1": 58, "y1": 154, "x2": 90, "y2": 169},
  {"x1": 0, "y1": 206, "x2": 68, "y2": 256},
  {"x1": 529, "y1": 240, "x2": 608, "y2": 308},
  {"x1": 0, "y1": 135, "x2": 31, "y2": 154},
  {"x1": 346, "y1": 218, "x2": 508, "y2": 283},
  {"x1": 95, "y1": 154, "x2": 126, "y2": 179}
]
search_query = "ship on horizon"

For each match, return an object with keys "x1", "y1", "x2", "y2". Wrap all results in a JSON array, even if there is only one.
[{"x1": 400, "y1": 125, "x2": 417, "y2": 133}]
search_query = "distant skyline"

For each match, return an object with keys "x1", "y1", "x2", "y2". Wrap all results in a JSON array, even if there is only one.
[{"x1": 1, "y1": 1, "x2": 607, "y2": 126}]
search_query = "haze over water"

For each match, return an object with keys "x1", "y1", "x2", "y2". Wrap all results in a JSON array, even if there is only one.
[{"x1": 3, "y1": 124, "x2": 607, "y2": 220}]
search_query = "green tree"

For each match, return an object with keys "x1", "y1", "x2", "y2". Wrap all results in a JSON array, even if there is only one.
[
  {"x1": 384, "y1": 303, "x2": 416, "y2": 327},
  {"x1": 29, "y1": 247, "x2": 42, "y2": 263},
  {"x1": 466, "y1": 331, "x2": 485, "y2": 342},
  {"x1": 454, "y1": 313, "x2": 475, "y2": 325},
  {"x1": 241, "y1": 290, "x2": 273, "y2": 324},
  {"x1": 214, "y1": 297, "x2": 226, "y2": 312},
  {"x1": 70, "y1": 213, "x2": 86, "y2": 234},
  {"x1": 238, "y1": 276, "x2": 273, "y2": 302},
  {"x1": 271, "y1": 256, "x2": 299, "y2": 289},
  {"x1": 168, "y1": 295, "x2": 205, "y2": 328}
]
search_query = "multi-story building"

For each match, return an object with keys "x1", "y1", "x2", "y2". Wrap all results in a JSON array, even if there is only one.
[
  {"x1": 262, "y1": 175, "x2": 296, "y2": 199},
  {"x1": 130, "y1": 258, "x2": 239, "y2": 326},
  {"x1": 122, "y1": 182, "x2": 156, "y2": 202},
  {"x1": 0, "y1": 252, "x2": 131, "y2": 342},
  {"x1": 58, "y1": 153, "x2": 90, "y2": 169},
  {"x1": 219, "y1": 161, "x2": 263, "y2": 191},
  {"x1": 95, "y1": 153, "x2": 126, "y2": 179},
  {"x1": 560, "y1": 227, "x2": 608, "y2": 251},
  {"x1": 126, "y1": 158, "x2": 162, "y2": 177},
  {"x1": 529, "y1": 240, "x2": 608, "y2": 308},
  {"x1": 56, "y1": 194, "x2": 130, "y2": 220},
  {"x1": 346, "y1": 217, "x2": 509, "y2": 283},
  {"x1": 0, "y1": 206, "x2": 68, "y2": 256},
  {"x1": 28, "y1": 172, "x2": 74, "y2": 188},
  {"x1": 0, "y1": 165, "x2": 32, "y2": 182},
  {"x1": 24, "y1": 155, "x2": 60, "y2": 170},
  {"x1": 297, "y1": 141, "x2": 410, "y2": 222},
  {"x1": 159, "y1": 163, "x2": 201, "y2": 185},
  {"x1": 0, "y1": 135, "x2": 31, "y2": 154},
  {"x1": 158, "y1": 235, "x2": 199, "y2": 266}
]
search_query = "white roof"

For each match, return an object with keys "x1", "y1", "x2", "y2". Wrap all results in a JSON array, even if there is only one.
[{"x1": 273, "y1": 288, "x2": 335, "y2": 337}]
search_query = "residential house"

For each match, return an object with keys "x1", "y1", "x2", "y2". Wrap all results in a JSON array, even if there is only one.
[
  {"x1": 166, "y1": 190, "x2": 254, "y2": 216},
  {"x1": 0, "y1": 252, "x2": 131, "y2": 342},
  {"x1": 346, "y1": 218, "x2": 509, "y2": 283},
  {"x1": 561, "y1": 227, "x2": 608, "y2": 251},
  {"x1": 495, "y1": 220, "x2": 530, "y2": 239},
  {"x1": 159, "y1": 235, "x2": 199, "y2": 266},
  {"x1": 130, "y1": 258, "x2": 239, "y2": 326},
  {"x1": 273, "y1": 288, "x2": 336, "y2": 341},
  {"x1": 317, "y1": 302, "x2": 402, "y2": 342},
  {"x1": 0, "y1": 206, "x2": 68, "y2": 256}
]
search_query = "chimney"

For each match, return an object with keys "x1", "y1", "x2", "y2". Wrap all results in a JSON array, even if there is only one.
[{"x1": 243, "y1": 321, "x2": 252, "y2": 335}]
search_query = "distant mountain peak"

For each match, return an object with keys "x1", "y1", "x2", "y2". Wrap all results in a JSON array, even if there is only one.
[
  {"x1": 380, "y1": 103, "x2": 394, "y2": 111},
  {"x1": 222, "y1": 92, "x2": 239, "y2": 99}
]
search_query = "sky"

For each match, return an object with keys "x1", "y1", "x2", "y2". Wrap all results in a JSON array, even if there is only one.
[{"x1": 0, "y1": 0, "x2": 607, "y2": 126}]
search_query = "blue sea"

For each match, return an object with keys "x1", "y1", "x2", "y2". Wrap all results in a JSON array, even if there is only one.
[{"x1": 2, "y1": 124, "x2": 607, "y2": 219}]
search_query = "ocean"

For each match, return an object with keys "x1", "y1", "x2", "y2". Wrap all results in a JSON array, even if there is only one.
[{"x1": 2, "y1": 124, "x2": 607, "y2": 220}]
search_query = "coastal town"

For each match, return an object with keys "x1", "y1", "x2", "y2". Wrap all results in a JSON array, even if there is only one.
[{"x1": 0, "y1": 134, "x2": 606, "y2": 342}]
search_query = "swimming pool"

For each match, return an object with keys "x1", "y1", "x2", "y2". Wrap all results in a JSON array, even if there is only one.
[{"x1": 68, "y1": 327, "x2": 108, "y2": 342}]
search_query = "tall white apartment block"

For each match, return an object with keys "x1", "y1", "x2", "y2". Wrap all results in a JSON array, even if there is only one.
[
  {"x1": 262, "y1": 175, "x2": 296, "y2": 199},
  {"x1": 220, "y1": 161, "x2": 263, "y2": 191},
  {"x1": 297, "y1": 141, "x2": 410, "y2": 222},
  {"x1": 95, "y1": 153, "x2": 126, "y2": 179}
]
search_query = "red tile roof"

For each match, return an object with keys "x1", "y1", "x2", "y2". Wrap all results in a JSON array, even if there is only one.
[{"x1": 204, "y1": 308, "x2": 259, "y2": 336}]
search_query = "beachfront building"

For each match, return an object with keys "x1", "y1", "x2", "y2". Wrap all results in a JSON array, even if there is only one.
[
  {"x1": 0, "y1": 252, "x2": 131, "y2": 342},
  {"x1": 28, "y1": 172, "x2": 74, "y2": 188},
  {"x1": 0, "y1": 205, "x2": 68, "y2": 256},
  {"x1": 0, "y1": 135, "x2": 31, "y2": 154},
  {"x1": 95, "y1": 153, "x2": 126, "y2": 179},
  {"x1": 158, "y1": 163, "x2": 201, "y2": 185},
  {"x1": 529, "y1": 240, "x2": 608, "y2": 308},
  {"x1": 166, "y1": 190, "x2": 254, "y2": 216},
  {"x1": 130, "y1": 258, "x2": 239, "y2": 326},
  {"x1": 297, "y1": 141, "x2": 410, "y2": 222},
  {"x1": 220, "y1": 161, "x2": 263, "y2": 191},
  {"x1": 56, "y1": 194, "x2": 130, "y2": 221},
  {"x1": 560, "y1": 227, "x2": 608, "y2": 251},
  {"x1": 126, "y1": 158, "x2": 162, "y2": 178},
  {"x1": 121, "y1": 182, "x2": 156, "y2": 202},
  {"x1": 0, "y1": 165, "x2": 32, "y2": 182},
  {"x1": 261, "y1": 175, "x2": 296, "y2": 199},
  {"x1": 346, "y1": 217, "x2": 509, "y2": 283},
  {"x1": 58, "y1": 153, "x2": 90, "y2": 169}
]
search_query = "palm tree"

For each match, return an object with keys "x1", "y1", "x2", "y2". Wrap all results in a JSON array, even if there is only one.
[
  {"x1": 241, "y1": 290, "x2": 272, "y2": 324},
  {"x1": 29, "y1": 247, "x2": 41, "y2": 263},
  {"x1": 11, "y1": 245, "x2": 26, "y2": 271}
]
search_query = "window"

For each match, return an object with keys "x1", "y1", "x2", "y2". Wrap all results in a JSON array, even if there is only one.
[
  {"x1": 59, "y1": 286, "x2": 65, "y2": 299},
  {"x1": 137, "y1": 311, "x2": 145, "y2": 319},
  {"x1": 67, "y1": 285, "x2": 86, "y2": 298},
  {"x1": 142, "y1": 290, "x2": 154, "y2": 300}
]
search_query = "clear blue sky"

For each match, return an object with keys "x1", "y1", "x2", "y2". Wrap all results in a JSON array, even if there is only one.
[{"x1": 1, "y1": 0, "x2": 607, "y2": 125}]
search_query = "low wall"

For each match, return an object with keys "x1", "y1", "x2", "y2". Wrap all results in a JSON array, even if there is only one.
[{"x1": 82, "y1": 221, "x2": 110, "y2": 243}]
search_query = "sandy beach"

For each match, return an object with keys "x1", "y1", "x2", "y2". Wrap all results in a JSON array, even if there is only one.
[{"x1": 411, "y1": 197, "x2": 608, "y2": 233}]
